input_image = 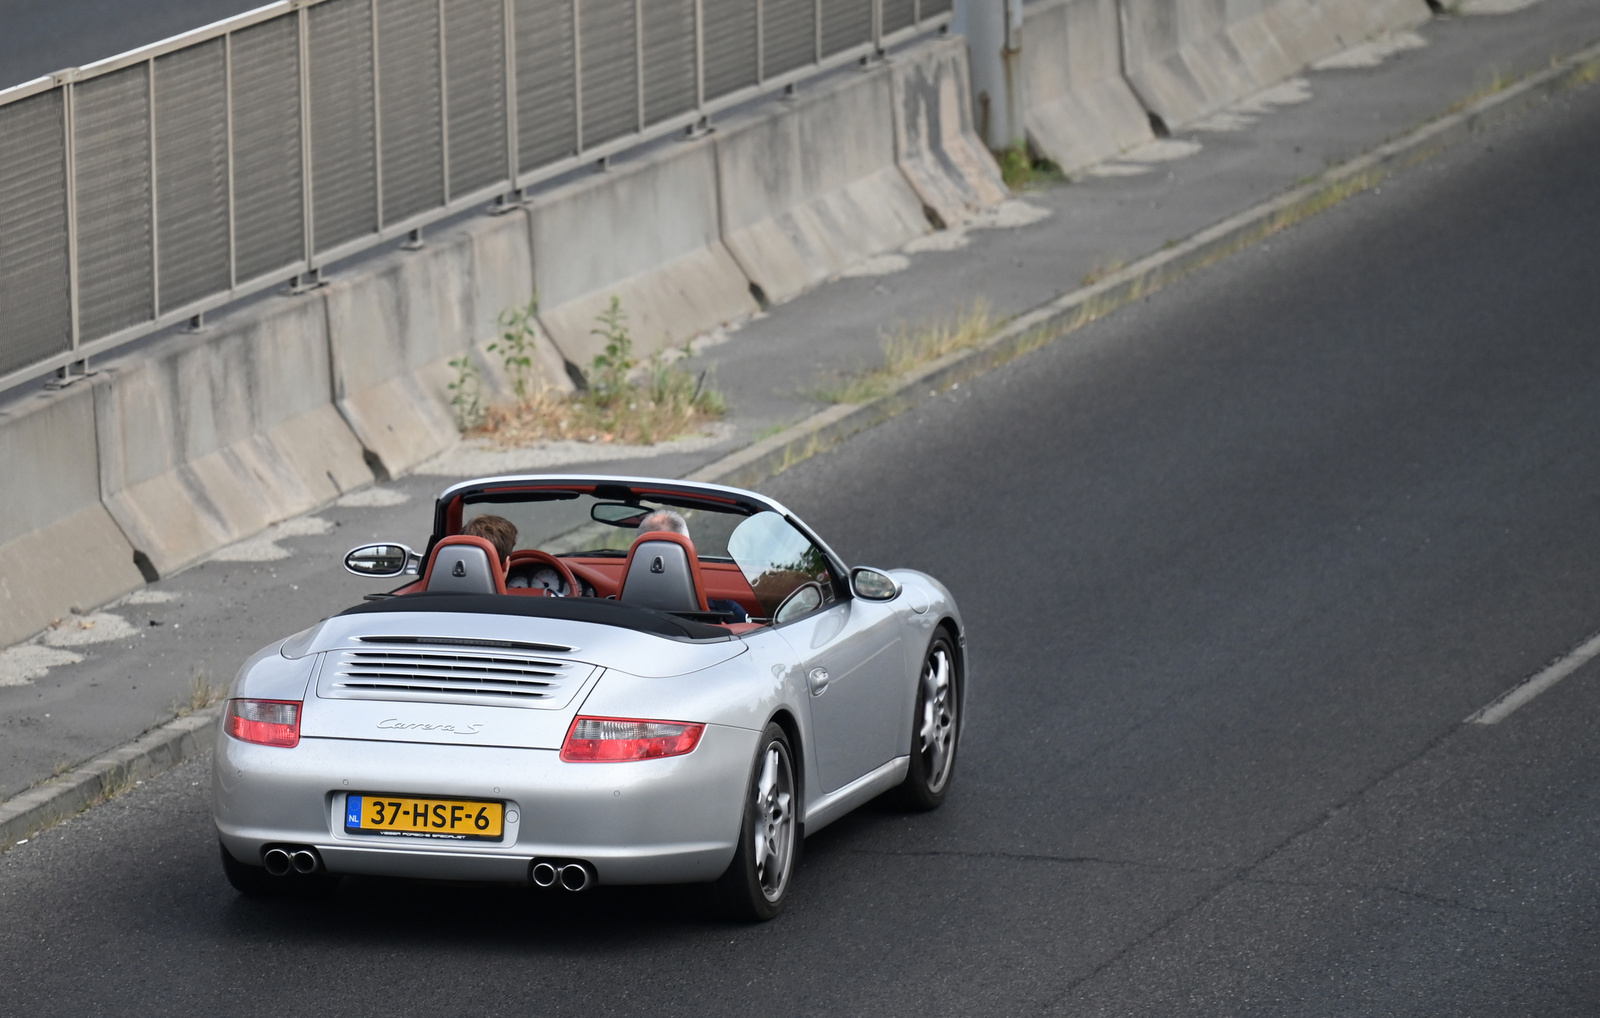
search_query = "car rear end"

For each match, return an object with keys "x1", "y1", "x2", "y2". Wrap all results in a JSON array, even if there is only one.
[{"x1": 213, "y1": 617, "x2": 759, "y2": 889}]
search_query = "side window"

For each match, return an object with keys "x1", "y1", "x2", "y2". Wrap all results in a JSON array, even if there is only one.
[{"x1": 727, "y1": 512, "x2": 835, "y2": 622}]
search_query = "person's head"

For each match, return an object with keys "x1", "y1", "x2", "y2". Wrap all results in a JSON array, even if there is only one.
[
  {"x1": 637, "y1": 509, "x2": 689, "y2": 537},
  {"x1": 461, "y1": 514, "x2": 517, "y2": 565}
]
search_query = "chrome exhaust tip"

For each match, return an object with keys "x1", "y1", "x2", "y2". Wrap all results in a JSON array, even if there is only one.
[
  {"x1": 290, "y1": 848, "x2": 320, "y2": 875},
  {"x1": 530, "y1": 861, "x2": 559, "y2": 888},
  {"x1": 262, "y1": 847, "x2": 292, "y2": 877},
  {"x1": 559, "y1": 862, "x2": 593, "y2": 892}
]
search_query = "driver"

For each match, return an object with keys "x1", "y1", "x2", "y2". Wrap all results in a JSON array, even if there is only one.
[
  {"x1": 634, "y1": 510, "x2": 749, "y2": 622},
  {"x1": 461, "y1": 514, "x2": 517, "y2": 578}
]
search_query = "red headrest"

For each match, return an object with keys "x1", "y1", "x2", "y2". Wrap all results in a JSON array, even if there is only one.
[
  {"x1": 421, "y1": 535, "x2": 507, "y2": 595},
  {"x1": 620, "y1": 530, "x2": 709, "y2": 611}
]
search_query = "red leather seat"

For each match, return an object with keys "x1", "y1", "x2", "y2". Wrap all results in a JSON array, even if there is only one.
[
  {"x1": 420, "y1": 535, "x2": 507, "y2": 595},
  {"x1": 618, "y1": 531, "x2": 709, "y2": 613}
]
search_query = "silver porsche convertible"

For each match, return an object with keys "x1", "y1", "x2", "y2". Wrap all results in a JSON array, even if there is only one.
[{"x1": 213, "y1": 475, "x2": 965, "y2": 919}]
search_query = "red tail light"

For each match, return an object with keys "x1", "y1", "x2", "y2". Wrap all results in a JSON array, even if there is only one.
[
  {"x1": 225, "y1": 699, "x2": 301, "y2": 748},
  {"x1": 561, "y1": 716, "x2": 705, "y2": 762}
]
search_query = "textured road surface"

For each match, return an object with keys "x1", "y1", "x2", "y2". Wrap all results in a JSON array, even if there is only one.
[{"x1": 4, "y1": 62, "x2": 1600, "y2": 1018}]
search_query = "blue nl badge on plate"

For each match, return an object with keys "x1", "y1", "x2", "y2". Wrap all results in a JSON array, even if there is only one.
[{"x1": 345, "y1": 795, "x2": 363, "y2": 829}]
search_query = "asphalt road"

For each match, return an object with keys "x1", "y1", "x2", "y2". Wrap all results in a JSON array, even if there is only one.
[{"x1": 4, "y1": 67, "x2": 1600, "y2": 1018}]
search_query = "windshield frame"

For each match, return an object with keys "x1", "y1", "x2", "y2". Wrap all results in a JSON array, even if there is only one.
[{"x1": 424, "y1": 475, "x2": 851, "y2": 586}]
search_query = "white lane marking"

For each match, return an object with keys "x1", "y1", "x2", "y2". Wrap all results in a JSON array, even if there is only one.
[{"x1": 1466, "y1": 632, "x2": 1600, "y2": 725}]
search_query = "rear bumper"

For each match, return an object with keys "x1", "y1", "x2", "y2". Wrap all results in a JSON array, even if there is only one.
[{"x1": 213, "y1": 723, "x2": 758, "y2": 885}]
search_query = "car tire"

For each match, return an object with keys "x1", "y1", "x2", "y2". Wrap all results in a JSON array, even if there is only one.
[
  {"x1": 219, "y1": 842, "x2": 332, "y2": 898},
  {"x1": 892, "y1": 631, "x2": 960, "y2": 811},
  {"x1": 712, "y1": 722, "x2": 799, "y2": 922}
]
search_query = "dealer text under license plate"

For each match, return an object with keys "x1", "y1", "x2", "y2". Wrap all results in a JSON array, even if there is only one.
[{"x1": 345, "y1": 794, "x2": 503, "y2": 840}]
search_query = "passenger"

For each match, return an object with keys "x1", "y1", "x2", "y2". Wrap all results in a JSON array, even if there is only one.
[
  {"x1": 461, "y1": 514, "x2": 517, "y2": 574},
  {"x1": 635, "y1": 509, "x2": 749, "y2": 622},
  {"x1": 637, "y1": 509, "x2": 689, "y2": 536}
]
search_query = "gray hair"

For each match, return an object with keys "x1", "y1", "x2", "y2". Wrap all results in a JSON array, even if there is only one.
[{"x1": 638, "y1": 509, "x2": 688, "y2": 536}]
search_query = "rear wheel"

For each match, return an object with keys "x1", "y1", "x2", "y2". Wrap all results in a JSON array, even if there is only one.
[
  {"x1": 712, "y1": 723, "x2": 798, "y2": 921},
  {"x1": 892, "y1": 632, "x2": 960, "y2": 810}
]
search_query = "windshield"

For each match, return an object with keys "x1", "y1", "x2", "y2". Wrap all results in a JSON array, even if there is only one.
[
  {"x1": 457, "y1": 492, "x2": 838, "y2": 620},
  {"x1": 462, "y1": 493, "x2": 748, "y2": 560}
]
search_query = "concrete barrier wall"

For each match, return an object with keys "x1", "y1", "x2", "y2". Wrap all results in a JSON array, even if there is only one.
[
  {"x1": 94, "y1": 296, "x2": 374, "y2": 577},
  {"x1": 0, "y1": 35, "x2": 998, "y2": 646},
  {"x1": 715, "y1": 66, "x2": 932, "y2": 306},
  {"x1": 527, "y1": 139, "x2": 761, "y2": 367},
  {"x1": 1023, "y1": 0, "x2": 1155, "y2": 172},
  {"x1": 0, "y1": 385, "x2": 144, "y2": 647},
  {"x1": 891, "y1": 37, "x2": 1010, "y2": 229},
  {"x1": 1118, "y1": 0, "x2": 1433, "y2": 128},
  {"x1": 327, "y1": 209, "x2": 570, "y2": 480}
]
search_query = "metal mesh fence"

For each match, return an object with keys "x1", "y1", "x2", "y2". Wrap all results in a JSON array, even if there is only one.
[
  {"x1": 0, "y1": 0, "x2": 950, "y2": 387},
  {"x1": 380, "y1": 0, "x2": 445, "y2": 224},
  {"x1": 0, "y1": 92, "x2": 71, "y2": 378}
]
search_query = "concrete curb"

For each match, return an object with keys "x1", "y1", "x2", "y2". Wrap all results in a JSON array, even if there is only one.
[
  {"x1": 690, "y1": 39, "x2": 1600, "y2": 489},
  {"x1": 1, "y1": 705, "x2": 221, "y2": 849},
  {"x1": 6, "y1": 39, "x2": 1598, "y2": 853}
]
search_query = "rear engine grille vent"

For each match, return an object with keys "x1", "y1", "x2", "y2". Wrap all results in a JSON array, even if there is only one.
[
  {"x1": 357, "y1": 635, "x2": 575, "y2": 654},
  {"x1": 321, "y1": 646, "x2": 591, "y2": 708}
]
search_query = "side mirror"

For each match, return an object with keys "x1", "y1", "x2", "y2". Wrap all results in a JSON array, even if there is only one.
[
  {"x1": 344, "y1": 543, "x2": 419, "y2": 578},
  {"x1": 849, "y1": 566, "x2": 900, "y2": 602}
]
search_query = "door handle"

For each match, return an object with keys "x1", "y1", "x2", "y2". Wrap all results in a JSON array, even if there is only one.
[{"x1": 807, "y1": 666, "x2": 830, "y2": 696}]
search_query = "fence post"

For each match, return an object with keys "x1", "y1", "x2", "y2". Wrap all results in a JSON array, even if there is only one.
[
  {"x1": 371, "y1": 0, "x2": 385, "y2": 228},
  {"x1": 635, "y1": 0, "x2": 644, "y2": 130},
  {"x1": 438, "y1": 0, "x2": 452, "y2": 201},
  {"x1": 572, "y1": 0, "x2": 584, "y2": 153},
  {"x1": 63, "y1": 76, "x2": 81, "y2": 353},
  {"x1": 504, "y1": 0, "x2": 519, "y2": 186},
  {"x1": 953, "y1": 0, "x2": 1024, "y2": 151},
  {"x1": 297, "y1": 3, "x2": 316, "y2": 272},
  {"x1": 225, "y1": 33, "x2": 237, "y2": 290},
  {"x1": 148, "y1": 58, "x2": 161, "y2": 318}
]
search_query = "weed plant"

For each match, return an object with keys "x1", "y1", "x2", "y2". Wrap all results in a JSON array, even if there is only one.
[
  {"x1": 469, "y1": 295, "x2": 725, "y2": 446},
  {"x1": 817, "y1": 299, "x2": 999, "y2": 404}
]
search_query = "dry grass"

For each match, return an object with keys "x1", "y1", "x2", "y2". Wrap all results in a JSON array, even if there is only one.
[
  {"x1": 817, "y1": 300, "x2": 1000, "y2": 404},
  {"x1": 1442, "y1": 66, "x2": 1515, "y2": 117},
  {"x1": 467, "y1": 295, "x2": 726, "y2": 447},
  {"x1": 472, "y1": 372, "x2": 725, "y2": 447},
  {"x1": 1080, "y1": 254, "x2": 1129, "y2": 288},
  {"x1": 175, "y1": 670, "x2": 222, "y2": 717}
]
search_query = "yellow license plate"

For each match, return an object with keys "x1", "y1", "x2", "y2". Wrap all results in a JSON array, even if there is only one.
[{"x1": 344, "y1": 794, "x2": 504, "y2": 840}]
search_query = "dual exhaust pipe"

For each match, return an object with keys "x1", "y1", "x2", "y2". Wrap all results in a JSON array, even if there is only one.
[
  {"x1": 260, "y1": 846, "x2": 593, "y2": 891},
  {"x1": 530, "y1": 859, "x2": 594, "y2": 892},
  {"x1": 262, "y1": 845, "x2": 322, "y2": 877}
]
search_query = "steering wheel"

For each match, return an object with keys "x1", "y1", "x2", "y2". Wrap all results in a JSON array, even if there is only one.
[{"x1": 506, "y1": 549, "x2": 582, "y2": 597}]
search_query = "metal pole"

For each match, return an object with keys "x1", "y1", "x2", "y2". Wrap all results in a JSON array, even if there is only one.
[
  {"x1": 148, "y1": 58, "x2": 161, "y2": 317},
  {"x1": 298, "y1": 5, "x2": 316, "y2": 270},
  {"x1": 225, "y1": 32, "x2": 237, "y2": 289},
  {"x1": 371, "y1": 0, "x2": 385, "y2": 228},
  {"x1": 814, "y1": 0, "x2": 822, "y2": 63},
  {"x1": 873, "y1": 0, "x2": 881, "y2": 55},
  {"x1": 64, "y1": 78, "x2": 80, "y2": 352},
  {"x1": 694, "y1": 0, "x2": 704, "y2": 108},
  {"x1": 634, "y1": 0, "x2": 644, "y2": 131},
  {"x1": 438, "y1": 0, "x2": 451, "y2": 201},
  {"x1": 503, "y1": 0, "x2": 518, "y2": 184},
  {"x1": 954, "y1": 0, "x2": 1024, "y2": 149},
  {"x1": 756, "y1": 0, "x2": 765, "y2": 83},
  {"x1": 572, "y1": 0, "x2": 584, "y2": 152}
]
